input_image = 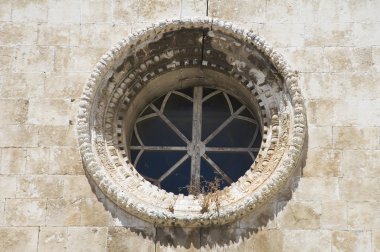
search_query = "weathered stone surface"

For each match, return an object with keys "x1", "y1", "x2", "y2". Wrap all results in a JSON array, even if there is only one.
[
  {"x1": 321, "y1": 201, "x2": 347, "y2": 230},
  {"x1": 5, "y1": 199, "x2": 46, "y2": 226},
  {"x1": 63, "y1": 175, "x2": 94, "y2": 198},
  {"x1": 303, "y1": 149, "x2": 341, "y2": 177},
  {"x1": 0, "y1": 227, "x2": 38, "y2": 251},
  {"x1": 294, "y1": 177, "x2": 339, "y2": 201},
  {"x1": 16, "y1": 175, "x2": 64, "y2": 198},
  {"x1": 1, "y1": 148, "x2": 26, "y2": 174},
  {"x1": 0, "y1": 176, "x2": 17, "y2": 198},
  {"x1": 332, "y1": 230, "x2": 371, "y2": 252},
  {"x1": 49, "y1": 147, "x2": 83, "y2": 175},
  {"x1": 277, "y1": 201, "x2": 321, "y2": 229},
  {"x1": 67, "y1": 227, "x2": 107, "y2": 252},
  {"x1": 46, "y1": 198, "x2": 81, "y2": 226},
  {"x1": 26, "y1": 147, "x2": 50, "y2": 174},
  {"x1": 38, "y1": 227, "x2": 67, "y2": 252},
  {"x1": 107, "y1": 227, "x2": 155, "y2": 251},
  {"x1": 156, "y1": 227, "x2": 200, "y2": 252},
  {"x1": 283, "y1": 230, "x2": 331, "y2": 252}
]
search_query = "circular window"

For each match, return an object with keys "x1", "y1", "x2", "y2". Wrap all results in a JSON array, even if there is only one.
[{"x1": 77, "y1": 18, "x2": 307, "y2": 226}]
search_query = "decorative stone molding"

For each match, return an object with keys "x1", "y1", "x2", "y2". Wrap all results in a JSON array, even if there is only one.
[{"x1": 77, "y1": 18, "x2": 307, "y2": 226}]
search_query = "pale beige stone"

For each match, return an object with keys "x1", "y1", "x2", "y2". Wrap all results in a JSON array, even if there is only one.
[
  {"x1": 277, "y1": 47, "x2": 326, "y2": 73},
  {"x1": 352, "y1": 22, "x2": 380, "y2": 47},
  {"x1": 0, "y1": 47, "x2": 15, "y2": 73},
  {"x1": 340, "y1": 177, "x2": 380, "y2": 201},
  {"x1": 306, "y1": 100, "x2": 335, "y2": 126},
  {"x1": 0, "y1": 176, "x2": 17, "y2": 198},
  {"x1": 27, "y1": 99, "x2": 70, "y2": 126},
  {"x1": 324, "y1": 47, "x2": 373, "y2": 73},
  {"x1": 38, "y1": 227, "x2": 67, "y2": 252},
  {"x1": 0, "y1": 200, "x2": 5, "y2": 226},
  {"x1": 333, "y1": 127, "x2": 378, "y2": 150},
  {"x1": 1, "y1": 148, "x2": 26, "y2": 174},
  {"x1": 341, "y1": 150, "x2": 380, "y2": 177},
  {"x1": 0, "y1": 125, "x2": 39, "y2": 148},
  {"x1": 0, "y1": 99, "x2": 29, "y2": 125},
  {"x1": 333, "y1": 99, "x2": 380, "y2": 126},
  {"x1": 260, "y1": 23, "x2": 304, "y2": 47},
  {"x1": 305, "y1": 23, "x2": 354, "y2": 47},
  {"x1": 113, "y1": 0, "x2": 139, "y2": 23},
  {"x1": 0, "y1": 73, "x2": 45, "y2": 98},
  {"x1": 157, "y1": 227, "x2": 200, "y2": 252},
  {"x1": 81, "y1": 0, "x2": 112, "y2": 23},
  {"x1": 373, "y1": 47, "x2": 380, "y2": 72},
  {"x1": 48, "y1": 0, "x2": 81, "y2": 23},
  {"x1": 45, "y1": 73, "x2": 87, "y2": 98},
  {"x1": 301, "y1": 73, "x2": 346, "y2": 100},
  {"x1": 277, "y1": 201, "x2": 321, "y2": 229},
  {"x1": 200, "y1": 227, "x2": 252, "y2": 251},
  {"x1": 37, "y1": 125, "x2": 77, "y2": 147},
  {"x1": 49, "y1": 147, "x2": 83, "y2": 175},
  {"x1": 283, "y1": 230, "x2": 331, "y2": 252},
  {"x1": 0, "y1": 227, "x2": 38, "y2": 252},
  {"x1": 332, "y1": 230, "x2": 371, "y2": 252},
  {"x1": 239, "y1": 202, "x2": 276, "y2": 229},
  {"x1": 303, "y1": 149, "x2": 341, "y2": 177},
  {"x1": 295, "y1": 177, "x2": 339, "y2": 201},
  {"x1": 298, "y1": 0, "x2": 350, "y2": 24},
  {"x1": 67, "y1": 227, "x2": 107, "y2": 252},
  {"x1": 209, "y1": 0, "x2": 265, "y2": 23},
  {"x1": 54, "y1": 47, "x2": 105, "y2": 73},
  {"x1": 252, "y1": 230, "x2": 283, "y2": 252},
  {"x1": 344, "y1": 72, "x2": 380, "y2": 99},
  {"x1": 0, "y1": 1, "x2": 11, "y2": 21},
  {"x1": 107, "y1": 227, "x2": 155, "y2": 251},
  {"x1": 81, "y1": 198, "x2": 113, "y2": 226},
  {"x1": 0, "y1": 23, "x2": 38, "y2": 46},
  {"x1": 374, "y1": 229, "x2": 380, "y2": 252},
  {"x1": 308, "y1": 126, "x2": 333, "y2": 149},
  {"x1": 13, "y1": 46, "x2": 54, "y2": 73},
  {"x1": 5, "y1": 199, "x2": 46, "y2": 226},
  {"x1": 347, "y1": 202, "x2": 380, "y2": 229},
  {"x1": 17, "y1": 175, "x2": 64, "y2": 198},
  {"x1": 138, "y1": 0, "x2": 181, "y2": 23},
  {"x1": 12, "y1": 0, "x2": 48, "y2": 22},
  {"x1": 26, "y1": 148, "x2": 50, "y2": 174},
  {"x1": 63, "y1": 176, "x2": 94, "y2": 198},
  {"x1": 180, "y1": 0, "x2": 207, "y2": 17},
  {"x1": 46, "y1": 198, "x2": 81, "y2": 226},
  {"x1": 321, "y1": 201, "x2": 347, "y2": 229},
  {"x1": 266, "y1": 0, "x2": 299, "y2": 23},
  {"x1": 37, "y1": 23, "x2": 71, "y2": 46}
]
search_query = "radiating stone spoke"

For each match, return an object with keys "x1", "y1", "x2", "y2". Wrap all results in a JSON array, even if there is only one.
[
  {"x1": 130, "y1": 146, "x2": 187, "y2": 151},
  {"x1": 202, "y1": 154, "x2": 233, "y2": 184}
]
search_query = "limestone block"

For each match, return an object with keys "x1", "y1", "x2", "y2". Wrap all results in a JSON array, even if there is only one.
[
  {"x1": 305, "y1": 23, "x2": 354, "y2": 47},
  {"x1": 27, "y1": 99, "x2": 70, "y2": 126},
  {"x1": 0, "y1": 176, "x2": 17, "y2": 198},
  {"x1": 156, "y1": 227, "x2": 200, "y2": 252},
  {"x1": 277, "y1": 201, "x2": 321, "y2": 229},
  {"x1": 54, "y1": 47, "x2": 105, "y2": 73},
  {"x1": 80, "y1": 198, "x2": 113, "y2": 226},
  {"x1": 0, "y1": 73, "x2": 45, "y2": 98},
  {"x1": 12, "y1": 0, "x2": 48, "y2": 22},
  {"x1": 0, "y1": 125, "x2": 39, "y2": 147},
  {"x1": 49, "y1": 147, "x2": 83, "y2": 175},
  {"x1": 37, "y1": 23, "x2": 72, "y2": 46},
  {"x1": 302, "y1": 73, "x2": 346, "y2": 100},
  {"x1": 1, "y1": 148, "x2": 26, "y2": 174},
  {"x1": 0, "y1": 1, "x2": 11, "y2": 21},
  {"x1": 16, "y1": 175, "x2": 64, "y2": 198},
  {"x1": 107, "y1": 227, "x2": 155, "y2": 251},
  {"x1": 341, "y1": 150, "x2": 380, "y2": 177},
  {"x1": 252, "y1": 230, "x2": 283, "y2": 252},
  {"x1": 0, "y1": 47, "x2": 15, "y2": 73},
  {"x1": 112, "y1": 205, "x2": 154, "y2": 228},
  {"x1": 200, "y1": 227, "x2": 252, "y2": 251},
  {"x1": 81, "y1": 0, "x2": 112, "y2": 23},
  {"x1": 344, "y1": 72, "x2": 380, "y2": 99},
  {"x1": 347, "y1": 202, "x2": 380, "y2": 229},
  {"x1": 46, "y1": 198, "x2": 81, "y2": 226},
  {"x1": 208, "y1": 0, "x2": 265, "y2": 23},
  {"x1": 266, "y1": 0, "x2": 299, "y2": 23},
  {"x1": 26, "y1": 148, "x2": 50, "y2": 174},
  {"x1": 340, "y1": 177, "x2": 380, "y2": 201},
  {"x1": 48, "y1": 0, "x2": 81, "y2": 23},
  {"x1": 38, "y1": 227, "x2": 67, "y2": 252},
  {"x1": 303, "y1": 149, "x2": 341, "y2": 177},
  {"x1": 331, "y1": 230, "x2": 371, "y2": 252},
  {"x1": 321, "y1": 201, "x2": 347, "y2": 230},
  {"x1": 259, "y1": 23, "x2": 304, "y2": 47},
  {"x1": 278, "y1": 47, "x2": 326, "y2": 73},
  {"x1": 63, "y1": 175, "x2": 95, "y2": 198},
  {"x1": 5, "y1": 199, "x2": 46, "y2": 226},
  {"x1": 352, "y1": 23, "x2": 380, "y2": 47},
  {"x1": 294, "y1": 177, "x2": 339, "y2": 201},
  {"x1": 374, "y1": 229, "x2": 380, "y2": 252},
  {"x1": 113, "y1": 0, "x2": 139, "y2": 23},
  {"x1": 67, "y1": 227, "x2": 107, "y2": 252},
  {"x1": 239, "y1": 202, "x2": 277, "y2": 229},
  {"x1": 0, "y1": 99, "x2": 29, "y2": 125},
  {"x1": 138, "y1": 0, "x2": 181, "y2": 23},
  {"x1": 298, "y1": 0, "x2": 350, "y2": 24},
  {"x1": 283, "y1": 230, "x2": 331, "y2": 252},
  {"x1": 349, "y1": 0, "x2": 380, "y2": 23},
  {"x1": 324, "y1": 47, "x2": 373, "y2": 73},
  {"x1": 333, "y1": 99, "x2": 380, "y2": 126},
  {"x1": 180, "y1": 0, "x2": 207, "y2": 18},
  {"x1": 308, "y1": 126, "x2": 333, "y2": 149},
  {"x1": 13, "y1": 46, "x2": 54, "y2": 73},
  {"x1": 333, "y1": 127, "x2": 379, "y2": 150},
  {"x1": 45, "y1": 73, "x2": 87, "y2": 98},
  {"x1": 0, "y1": 200, "x2": 5, "y2": 226},
  {"x1": 37, "y1": 125, "x2": 77, "y2": 147},
  {"x1": 0, "y1": 227, "x2": 38, "y2": 252},
  {"x1": 373, "y1": 47, "x2": 380, "y2": 72},
  {"x1": 0, "y1": 23, "x2": 38, "y2": 46},
  {"x1": 306, "y1": 100, "x2": 335, "y2": 126}
]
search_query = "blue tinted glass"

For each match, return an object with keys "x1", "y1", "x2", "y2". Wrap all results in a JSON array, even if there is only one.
[{"x1": 161, "y1": 158, "x2": 191, "y2": 195}]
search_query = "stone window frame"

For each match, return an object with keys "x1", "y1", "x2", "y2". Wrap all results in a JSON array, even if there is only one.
[{"x1": 77, "y1": 18, "x2": 307, "y2": 226}]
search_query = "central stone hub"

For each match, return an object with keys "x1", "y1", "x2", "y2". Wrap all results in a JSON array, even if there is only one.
[{"x1": 187, "y1": 142, "x2": 206, "y2": 156}]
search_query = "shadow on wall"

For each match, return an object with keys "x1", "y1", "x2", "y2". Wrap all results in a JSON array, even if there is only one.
[{"x1": 84, "y1": 133, "x2": 308, "y2": 251}]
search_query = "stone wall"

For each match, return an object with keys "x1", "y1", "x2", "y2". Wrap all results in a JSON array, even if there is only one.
[{"x1": 0, "y1": 0, "x2": 379, "y2": 251}]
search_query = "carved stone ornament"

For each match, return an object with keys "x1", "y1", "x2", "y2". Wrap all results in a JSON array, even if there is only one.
[{"x1": 77, "y1": 18, "x2": 307, "y2": 226}]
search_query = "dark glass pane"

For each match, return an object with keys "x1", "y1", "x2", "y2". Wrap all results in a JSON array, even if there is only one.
[
  {"x1": 227, "y1": 94, "x2": 242, "y2": 112},
  {"x1": 135, "y1": 151, "x2": 187, "y2": 180},
  {"x1": 178, "y1": 87, "x2": 194, "y2": 98},
  {"x1": 140, "y1": 106, "x2": 155, "y2": 117},
  {"x1": 200, "y1": 158, "x2": 228, "y2": 190},
  {"x1": 161, "y1": 158, "x2": 191, "y2": 195},
  {"x1": 206, "y1": 152, "x2": 252, "y2": 181},
  {"x1": 208, "y1": 119, "x2": 259, "y2": 147},
  {"x1": 130, "y1": 131, "x2": 140, "y2": 145},
  {"x1": 137, "y1": 116, "x2": 185, "y2": 146},
  {"x1": 130, "y1": 150, "x2": 139, "y2": 163},
  {"x1": 202, "y1": 92, "x2": 230, "y2": 140},
  {"x1": 240, "y1": 107, "x2": 254, "y2": 118},
  {"x1": 163, "y1": 92, "x2": 193, "y2": 139},
  {"x1": 152, "y1": 94, "x2": 166, "y2": 109},
  {"x1": 202, "y1": 87, "x2": 217, "y2": 97}
]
